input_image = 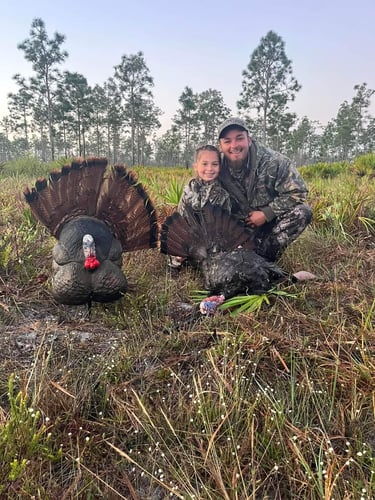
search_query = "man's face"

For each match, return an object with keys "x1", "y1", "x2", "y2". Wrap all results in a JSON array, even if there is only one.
[{"x1": 219, "y1": 128, "x2": 251, "y2": 167}]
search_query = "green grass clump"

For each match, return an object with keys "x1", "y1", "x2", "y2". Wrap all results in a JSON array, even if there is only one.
[
  {"x1": 0, "y1": 156, "x2": 50, "y2": 179},
  {"x1": 308, "y1": 174, "x2": 375, "y2": 240},
  {"x1": 0, "y1": 374, "x2": 62, "y2": 496}
]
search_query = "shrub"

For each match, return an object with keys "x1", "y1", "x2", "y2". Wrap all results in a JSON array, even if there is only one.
[
  {"x1": 299, "y1": 161, "x2": 350, "y2": 180},
  {"x1": 0, "y1": 156, "x2": 49, "y2": 178},
  {"x1": 352, "y1": 152, "x2": 375, "y2": 177}
]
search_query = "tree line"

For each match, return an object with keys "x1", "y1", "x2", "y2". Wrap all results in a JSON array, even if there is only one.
[{"x1": 0, "y1": 19, "x2": 374, "y2": 166}]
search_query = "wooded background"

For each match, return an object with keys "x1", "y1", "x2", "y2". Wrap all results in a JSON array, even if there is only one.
[{"x1": 1, "y1": 19, "x2": 374, "y2": 167}]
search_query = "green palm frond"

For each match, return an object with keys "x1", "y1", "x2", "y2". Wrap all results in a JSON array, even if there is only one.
[{"x1": 191, "y1": 288, "x2": 297, "y2": 317}]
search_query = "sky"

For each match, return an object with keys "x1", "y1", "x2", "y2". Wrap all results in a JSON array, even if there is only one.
[{"x1": 1, "y1": 0, "x2": 374, "y2": 136}]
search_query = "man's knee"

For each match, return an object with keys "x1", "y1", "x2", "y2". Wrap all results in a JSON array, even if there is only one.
[
  {"x1": 255, "y1": 204, "x2": 312, "y2": 261},
  {"x1": 276, "y1": 204, "x2": 312, "y2": 234}
]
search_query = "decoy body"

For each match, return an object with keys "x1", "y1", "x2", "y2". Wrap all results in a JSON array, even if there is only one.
[{"x1": 24, "y1": 157, "x2": 158, "y2": 307}]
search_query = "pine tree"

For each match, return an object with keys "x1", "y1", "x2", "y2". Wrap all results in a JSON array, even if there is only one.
[
  {"x1": 114, "y1": 52, "x2": 159, "y2": 165},
  {"x1": 238, "y1": 30, "x2": 300, "y2": 144},
  {"x1": 17, "y1": 18, "x2": 68, "y2": 160},
  {"x1": 173, "y1": 87, "x2": 199, "y2": 168}
]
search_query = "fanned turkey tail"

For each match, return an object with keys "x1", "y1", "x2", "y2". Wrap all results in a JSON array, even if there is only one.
[
  {"x1": 95, "y1": 164, "x2": 158, "y2": 251},
  {"x1": 23, "y1": 157, "x2": 108, "y2": 237},
  {"x1": 23, "y1": 157, "x2": 158, "y2": 251},
  {"x1": 160, "y1": 204, "x2": 255, "y2": 261}
]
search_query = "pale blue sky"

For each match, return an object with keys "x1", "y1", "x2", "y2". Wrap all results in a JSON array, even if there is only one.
[{"x1": 1, "y1": 0, "x2": 374, "y2": 134}]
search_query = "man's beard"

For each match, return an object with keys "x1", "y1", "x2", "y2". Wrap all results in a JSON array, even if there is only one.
[
  {"x1": 228, "y1": 159, "x2": 244, "y2": 170},
  {"x1": 227, "y1": 154, "x2": 247, "y2": 171}
]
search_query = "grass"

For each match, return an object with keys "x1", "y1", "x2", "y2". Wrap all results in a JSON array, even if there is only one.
[{"x1": 0, "y1": 159, "x2": 374, "y2": 498}]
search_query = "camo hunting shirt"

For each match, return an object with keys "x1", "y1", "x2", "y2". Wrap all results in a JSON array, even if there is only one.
[
  {"x1": 177, "y1": 177, "x2": 231, "y2": 219},
  {"x1": 219, "y1": 140, "x2": 308, "y2": 222}
]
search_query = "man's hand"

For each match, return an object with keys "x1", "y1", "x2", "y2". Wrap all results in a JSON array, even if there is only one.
[{"x1": 245, "y1": 210, "x2": 266, "y2": 228}]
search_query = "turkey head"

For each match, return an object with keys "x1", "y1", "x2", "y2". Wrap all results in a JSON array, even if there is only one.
[{"x1": 24, "y1": 157, "x2": 158, "y2": 306}]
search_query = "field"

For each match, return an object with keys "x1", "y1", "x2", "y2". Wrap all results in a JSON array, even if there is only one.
[{"x1": 0, "y1": 158, "x2": 374, "y2": 499}]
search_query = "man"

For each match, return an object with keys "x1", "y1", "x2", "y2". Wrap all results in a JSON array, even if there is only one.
[{"x1": 217, "y1": 117, "x2": 312, "y2": 262}]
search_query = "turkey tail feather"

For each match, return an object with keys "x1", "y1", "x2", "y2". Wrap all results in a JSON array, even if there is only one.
[
  {"x1": 23, "y1": 158, "x2": 158, "y2": 251},
  {"x1": 183, "y1": 204, "x2": 255, "y2": 253},
  {"x1": 200, "y1": 205, "x2": 254, "y2": 251},
  {"x1": 95, "y1": 164, "x2": 158, "y2": 251},
  {"x1": 23, "y1": 158, "x2": 108, "y2": 236},
  {"x1": 160, "y1": 205, "x2": 255, "y2": 260},
  {"x1": 160, "y1": 212, "x2": 193, "y2": 258}
]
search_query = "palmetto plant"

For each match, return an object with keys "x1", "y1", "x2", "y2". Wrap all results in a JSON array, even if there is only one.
[{"x1": 162, "y1": 178, "x2": 185, "y2": 206}]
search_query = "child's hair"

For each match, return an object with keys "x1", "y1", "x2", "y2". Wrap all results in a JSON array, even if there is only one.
[{"x1": 194, "y1": 144, "x2": 221, "y2": 163}]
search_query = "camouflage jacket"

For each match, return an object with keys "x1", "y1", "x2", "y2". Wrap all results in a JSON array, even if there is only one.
[
  {"x1": 177, "y1": 177, "x2": 231, "y2": 219},
  {"x1": 219, "y1": 140, "x2": 308, "y2": 222}
]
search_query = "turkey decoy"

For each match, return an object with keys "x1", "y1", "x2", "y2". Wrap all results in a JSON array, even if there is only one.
[{"x1": 23, "y1": 157, "x2": 158, "y2": 310}]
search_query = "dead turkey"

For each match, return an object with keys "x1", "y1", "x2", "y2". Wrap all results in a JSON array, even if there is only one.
[
  {"x1": 24, "y1": 157, "x2": 158, "y2": 307},
  {"x1": 160, "y1": 204, "x2": 287, "y2": 314}
]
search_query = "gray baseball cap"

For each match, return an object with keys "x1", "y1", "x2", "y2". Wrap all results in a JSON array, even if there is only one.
[{"x1": 218, "y1": 117, "x2": 249, "y2": 139}]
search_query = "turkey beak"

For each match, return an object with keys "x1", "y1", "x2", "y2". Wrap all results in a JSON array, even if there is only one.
[{"x1": 83, "y1": 234, "x2": 96, "y2": 258}]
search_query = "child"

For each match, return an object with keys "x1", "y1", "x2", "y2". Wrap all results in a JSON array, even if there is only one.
[
  {"x1": 168, "y1": 144, "x2": 231, "y2": 271},
  {"x1": 177, "y1": 144, "x2": 231, "y2": 218}
]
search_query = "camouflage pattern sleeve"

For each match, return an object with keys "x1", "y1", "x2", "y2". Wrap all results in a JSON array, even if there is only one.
[
  {"x1": 254, "y1": 146, "x2": 309, "y2": 219},
  {"x1": 268, "y1": 158, "x2": 308, "y2": 217},
  {"x1": 177, "y1": 183, "x2": 193, "y2": 219}
]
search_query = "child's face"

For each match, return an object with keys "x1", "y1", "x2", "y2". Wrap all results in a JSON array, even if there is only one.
[{"x1": 194, "y1": 150, "x2": 220, "y2": 182}]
